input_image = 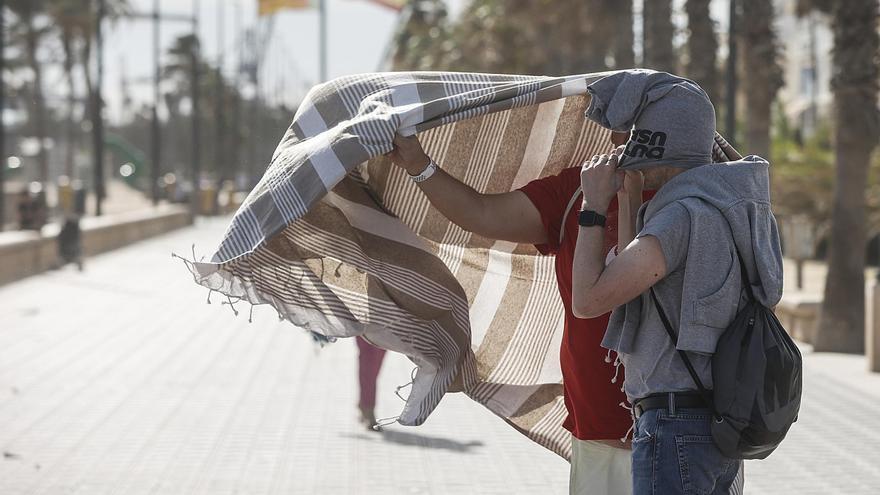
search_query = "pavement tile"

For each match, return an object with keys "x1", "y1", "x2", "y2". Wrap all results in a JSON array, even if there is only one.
[{"x1": 0, "y1": 217, "x2": 877, "y2": 494}]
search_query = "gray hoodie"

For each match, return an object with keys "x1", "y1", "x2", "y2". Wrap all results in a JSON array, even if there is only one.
[
  {"x1": 601, "y1": 156, "x2": 783, "y2": 400},
  {"x1": 582, "y1": 68, "x2": 784, "y2": 399},
  {"x1": 602, "y1": 155, "x2": 784, "y2": 357}
]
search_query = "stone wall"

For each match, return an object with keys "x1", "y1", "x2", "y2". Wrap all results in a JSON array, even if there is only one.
[{"x1": 0, "y1": 205, "x2": 192, "y2": 286}]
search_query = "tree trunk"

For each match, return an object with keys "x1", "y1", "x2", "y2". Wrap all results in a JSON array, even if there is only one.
[
  {"x1": 23, "y1": 7, "x2": 49, "y2": 185},
  {"x1": 815, "y1": 0, "x2": 880, "y2": 353},
  {"x1": 684, "y1": 0, "x2": 718, "y2": 101},
  {"x1": 642, "y1": 0, "x2": 676, "y2": 72},
  {"x1": 214, "y1": 67, "x2": 227, "y2": 192},
  {"x1": 390, "y1": 0, "x2": 450, "y2": 71},
  {"x1": 573, "y1": 1, "x2": 612, "y2": 73},
  {"x1": 80, "y1": 36, "x2": 94, "y2": 99},
  {"x1": 62, "y1": 29, "x2": 77, "y2": 179},
  {"x1": 611, "y1": 0, "x2": 634, "y2": 69},
  {"x1": 741, "y1": 0, "x2": 782, "y2": 160}
]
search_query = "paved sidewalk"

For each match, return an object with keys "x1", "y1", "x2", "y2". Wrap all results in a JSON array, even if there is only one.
[{"x1": 1, "y1": 217, "x2": 878, "y2": 494}]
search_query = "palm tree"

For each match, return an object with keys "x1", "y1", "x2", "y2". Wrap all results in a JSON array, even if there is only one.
[
  {"x1": 642, "y1": 0, "x2": 676, "y2": 72},
  {"x1": 164, "y1": 34, "x2": 204, "y2": 95},
  {"x1": 389, "y1": 0, "x2": 451, "y2": 71},
  {"x1": 47, "y1": 0, "x2": 131, "y2": 179},
  {"x1": 566, "y1": 0, "x2": 613, "y2": 73},
  {"x1": 48, "y1": 0, "x2": 88, "y2": 179},
  {"x1": 438, "y1": 0, "x2": 621, "y2": 75},
  {"x1": 163, "y1": 34, "x2": 246, "y2": 181},
  {"x1": 808, "y1": 0, "x2": 880, "y2": 353},
  {"x1": 7, "y1": 0, "x2": 50, "y2": 185},
  {"x1": 684, "y1": 0, "x2": 718, "y2": 102},
  {"x1": 741, "y1": 0, "x2": 783, "y2": 160}
]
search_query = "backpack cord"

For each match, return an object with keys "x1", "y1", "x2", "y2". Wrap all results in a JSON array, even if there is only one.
[
  {"x1": 648, "y1": 212, "x2": 757, "y2": 423},
  {"x1": 649, "y1": 287, "x2": 721, "y2": 423}
]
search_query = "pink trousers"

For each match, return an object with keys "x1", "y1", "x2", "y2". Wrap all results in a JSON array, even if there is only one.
[{"x1": 356, "y1": 336, "x2": 386, "y2": 410}]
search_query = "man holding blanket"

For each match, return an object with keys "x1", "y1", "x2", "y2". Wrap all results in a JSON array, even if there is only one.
[{"x1": 389, "y1": 108, "x2": 643, "y2": 495}]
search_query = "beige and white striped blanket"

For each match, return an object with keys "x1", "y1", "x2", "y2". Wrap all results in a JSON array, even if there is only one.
[{"x1": 182, "y1": 71, "x2": 739, "y2": 459}]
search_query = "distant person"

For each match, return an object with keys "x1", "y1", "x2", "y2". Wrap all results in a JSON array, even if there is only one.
[
  {"x1": 33, "y1": 190, "x2": 48, "y2": 231},
  {"x1": 357, "y1": 336, "x2": 387, "y2": 431},
  {"x1": 17, "y1": 189, "x2": 35, "y2": 230},
  {"x1": 56, "y1": 214, "x2": 84, "y2": 271}
]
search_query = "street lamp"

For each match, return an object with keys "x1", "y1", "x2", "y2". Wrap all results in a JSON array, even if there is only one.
[
  {"x1": 0, "y1": 0, "x2": 4, "y2": 231},
  {"x1": 875, "y1": 232, "x2": 880, "y2": 282},
  {"x1": 725, "y1": 0, "x2": 738, "y2": 147},
  {"x1": 93, "y1": 0, "x2": 106, "y2": 216},
  {"x1": 123, "y1": 5, "x2": 199, "y2": 208}
]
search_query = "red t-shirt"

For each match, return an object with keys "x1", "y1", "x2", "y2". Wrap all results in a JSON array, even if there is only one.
[{"x1": 519, "y1": 166, "x2": 631, "y2": 441}]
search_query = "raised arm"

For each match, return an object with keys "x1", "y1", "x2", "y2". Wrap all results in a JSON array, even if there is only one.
[
  {"x1": 571, "y1": 148, "x2": 666, "y2": 319},
  {"x1": 388, "y1": 134, "x2": 548, "y2": 245}
]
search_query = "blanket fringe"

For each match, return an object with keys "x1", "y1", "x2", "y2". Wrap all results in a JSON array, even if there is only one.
[
  {"x1": 373, "y1": 415, "x2": 400, "y2": 430},
  {"x1": 172, "y1": 246, "x2": 339, "y2": 354},
  {"x1": 222, "y1": 294, "x2": 243, "y2": 316},
  {"x1": 394, "y1": 366, "x2": 419, "y2": 402}
]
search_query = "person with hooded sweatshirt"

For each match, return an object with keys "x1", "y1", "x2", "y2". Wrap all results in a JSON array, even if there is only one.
[{"x1": 571, "y1": 69, "x2": 782, "y2": 494}]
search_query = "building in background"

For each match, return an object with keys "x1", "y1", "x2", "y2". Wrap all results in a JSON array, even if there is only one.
[{"x1": 775, "y1": 0, "x2": 834, "y2": 138}]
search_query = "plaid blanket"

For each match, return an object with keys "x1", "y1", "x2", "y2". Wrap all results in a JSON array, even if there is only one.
[{"x1": 182, "y1": 71, "x2": 741, "y2": 459}]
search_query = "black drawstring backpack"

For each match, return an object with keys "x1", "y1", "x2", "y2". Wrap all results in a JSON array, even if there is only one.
[{"x1": 649, "y1": 235, "x2": 803, "y2": 460}]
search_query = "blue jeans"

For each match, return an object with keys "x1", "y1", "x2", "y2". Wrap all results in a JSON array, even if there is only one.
[{"x1": 631, "y1": 407, "x2": 740, "y2": 494}]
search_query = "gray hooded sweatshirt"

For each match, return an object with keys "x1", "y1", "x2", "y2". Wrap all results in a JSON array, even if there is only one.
[
  {"x1": 582, "y1": 68, "x2": 784, "y2": 400},
  {"x1": 601, "y1": 156, "x2": 784, "y2": 400}
]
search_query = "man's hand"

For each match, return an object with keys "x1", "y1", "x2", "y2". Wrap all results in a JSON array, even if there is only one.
[
  {"x1": 581, "y1": 146, "x2": 625, "y2": 214},
  {"x1": 388, "y1": 135, "x2": 431, "y2": 175}
]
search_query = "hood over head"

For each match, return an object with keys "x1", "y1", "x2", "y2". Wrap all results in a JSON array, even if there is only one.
[{"x1": 585, "y1": 69, "x2": 717, "y2": 172}]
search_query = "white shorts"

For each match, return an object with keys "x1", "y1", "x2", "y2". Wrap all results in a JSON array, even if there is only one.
[
  {"x1": 569, "y1": 436, "x2": 632, "y2": 495},
  {"x1": 568, "y1": 435, "x2": 745, "y2": 495}
]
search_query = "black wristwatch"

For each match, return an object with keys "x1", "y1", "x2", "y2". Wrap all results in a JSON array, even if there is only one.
[{"x1": 578, "y1": 209, "x2": 607, "y2": 227}]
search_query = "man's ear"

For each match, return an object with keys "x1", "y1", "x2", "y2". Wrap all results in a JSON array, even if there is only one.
[{"x1": 610, "y1": 131, "x2": 629, "y2": 146}]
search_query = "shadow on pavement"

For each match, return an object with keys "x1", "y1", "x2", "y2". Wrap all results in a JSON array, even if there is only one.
[{"x1": 341, "y1": 430, "x2": 485, "y2": 453}]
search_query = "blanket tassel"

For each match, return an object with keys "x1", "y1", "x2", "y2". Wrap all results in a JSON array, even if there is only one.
[
  {"x1": 372, "y1": 415, "x2": 400, "y2": 431},
  {"x1": 222, "y1": 295, "x2": 243, "y2": 316}
]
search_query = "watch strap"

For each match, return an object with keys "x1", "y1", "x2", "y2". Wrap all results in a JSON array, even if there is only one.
[{"x1": 578, "y1": 209, "x2": 607, "y2": 227}]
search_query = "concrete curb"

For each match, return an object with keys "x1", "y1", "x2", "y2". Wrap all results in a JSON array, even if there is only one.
[{"x1": 0, "y1": 205, "x2": 193, "y2": 286}]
